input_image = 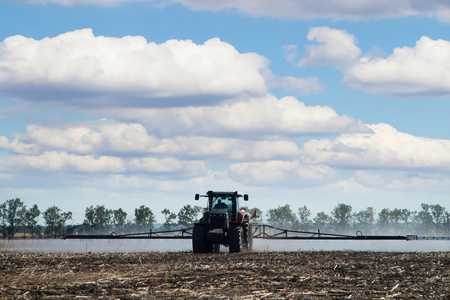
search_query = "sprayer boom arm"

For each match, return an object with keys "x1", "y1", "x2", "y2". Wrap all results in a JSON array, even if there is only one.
[{"x1": 62, "y1": 224, "x2": 450, "y2": 241}]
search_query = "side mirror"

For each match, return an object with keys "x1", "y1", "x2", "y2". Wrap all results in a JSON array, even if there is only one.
[
  {"x1": 244, "y1": 194, "x2": 248, "y2": 201},
  {"x1": 195, "y1": 194, "x2": 200, "y2": 200}
]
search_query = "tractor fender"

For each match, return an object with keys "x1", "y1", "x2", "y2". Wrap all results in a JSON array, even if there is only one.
[{"x1": 237, "y1": 210, "x2": 249, "y2": 223}]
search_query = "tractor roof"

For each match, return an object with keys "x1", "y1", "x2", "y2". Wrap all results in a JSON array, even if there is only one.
[{"x1": 207, "y1": 191, "x2": 242, "y2": 197}]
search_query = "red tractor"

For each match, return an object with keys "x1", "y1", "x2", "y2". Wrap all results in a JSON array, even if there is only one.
[{"x1": 193, "y1": 191, "x2": 253, "y2": 253}]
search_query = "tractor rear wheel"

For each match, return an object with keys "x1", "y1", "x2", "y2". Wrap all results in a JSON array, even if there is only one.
[
  {"x1": 248, "y1": 224, "x2": 253, "y2": 251},
  {"x1": 228, "y1": 225, "x2": 243, "y2": 253},
  {"x1": 192, "y1": 224, "x2": 208, "y2": 253},
  {"x1": 243, "y1": 222, "x2": 253, "y2": 252}
]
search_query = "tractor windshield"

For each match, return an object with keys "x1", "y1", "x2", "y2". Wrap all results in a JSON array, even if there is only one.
[{"x1": 211, "y1": 195, "x2": 233, "y2": 212}]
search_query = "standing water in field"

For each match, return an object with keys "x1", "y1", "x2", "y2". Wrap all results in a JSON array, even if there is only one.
[
  {"x1": 0, "y1": 239, "x2": 192, "y2": 253},
  {"x1": 1, "y1": 238, "x2": 449, "y2": 253}
]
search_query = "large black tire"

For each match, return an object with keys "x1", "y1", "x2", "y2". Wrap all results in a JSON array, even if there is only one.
[
  {"x1": 192, "y1": 224, "x2": 208, "y2": 253},
  {"x1": 243, "y1": 222, "x2": 253, "y2": 252},
  {"x1": 228, "y1": 225, "x2": 243, "y2": 253},
  {"x1": 248, "y1": 224, "x2": 253, "y2": 251}
]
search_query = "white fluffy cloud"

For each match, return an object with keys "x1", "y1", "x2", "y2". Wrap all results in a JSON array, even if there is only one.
[
  {"x1": 103, "y1": 95, "x2": 367, "y2": 137},
  {"x1": 16, "y1": 0, "x2": 450, "y2": 22},
  {"x1": 5, "y1": 121, "x2": 302, "y2": 161},
  {"x1": 6, "y1": 119, "x2": 450, "y2": 186},
  {"x1": 0, "y1": 29, "x2": 269, "y2": 106},
  {"x1": 0, "y1": 135, "x2": 39, "y2": 154},
  {"x1": 343, "y1": 36, "x2": 450, "y2": 97},
  {"x1": 129, "y1": 157, "x2": 207, "y2": 176},
  {"x1": 22, "y1": 122, "x2": 160, "y2": 154},
  {"x1": 0, "y1": 92, "x2": 370, "y2": 165},
  {"x1": 354, "y1": 170, "x2": 450, "y2": 192},
  {"x1": 170, "y1": 137, "x2": 301, "y2": 161},
  {"x1": 0, "y1": 150, "x2": 207, "y2": 177},
  {"x1": 299, "y1": 27, "x2": 450, "y2": 98},
  {"x1": 298, "y1": 27, "x2": 361, "y2": 71},
  {"x1": 0, "y1": 151, "x2": 125, "y2": 173},
  {"x1": 303, "y1": 123, "x2": 450, "y2": 171},
  {"x1": 0, "y1": 29, "x2": 323, "y2": 106},
  {"x1": 226, "y1": 160, "x2": 336, "y2": 185}
]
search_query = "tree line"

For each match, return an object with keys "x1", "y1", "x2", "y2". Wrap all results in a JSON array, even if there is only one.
[
  {"x1": 0, "y1": 198, "x2": 203, "y2": 239},
  {"x1": 263, "y1": 203, "x2": 450, "y2": 235},
  {"x1": 0, "y1": 198, "x2": 74, "y2": 239},
  {"x1": 1, "y1": 198, "x2": 449, "y2": 238}
]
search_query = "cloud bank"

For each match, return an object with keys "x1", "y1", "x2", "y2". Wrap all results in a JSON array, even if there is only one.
[
  {"x1": 299, "y1": 27, "x2": 450, "y2": 98},
  {"x1": 175, "y1": 0, "x2": 450, "y2": 22},
  {"x1": 1, "y1": 28, "x2": 450, "y2": 198},
  {"x1": 13, "y1": 0, "x2": 450, "y2": 22},
  {"x1": 304, "y1": 123, "x2": 450, "y2": 171}
]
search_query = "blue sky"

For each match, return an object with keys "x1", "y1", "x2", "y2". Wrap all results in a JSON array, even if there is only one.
[{"x1": 1, "y1": 0, "x2": 450, "y2": 224}]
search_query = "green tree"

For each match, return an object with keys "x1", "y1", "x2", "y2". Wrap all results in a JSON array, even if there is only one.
[
  {"x1": 5, "y1": 198, "x2": 26, "y2": 239},
  {"x1": 415, "y1": 203, "x2": 434, "y2": 233},
  {"x1": 353, "y1": 207, "x2": 375, "y2": 232},
  {"x1": 313, "y1": 212, "x2": 331, "y2": 227},
  {"x1": 400, "y1": 209, "x2": 414, "y2": 225},
  {"x1": 84, "y1": 205, "x2": 113, "y2": 232},
  {"x1": 266, "y1": 204, "x2": 298, "y2": 228},
  {"x1": 177, "y1": 205, "x2": 202, "y2": 227},
  {"x1": 135, "y1": 205, "x2": 156, "y2": 230},
  {"x1": 0, "y1": 202, "x2": 7, "y2": 238},
  {"x1": 389, "y1": 208, "x2": 402, "y2": 225},
  {"x1": 113, "y1": 208, "x2": 128, "y2": 229},
  {"x1": 389, "y1": 208, "x2": 403, "y2": 231},
  {"x1": 378, "y1": 208, "x2": 391, "y2": 229},
  {"x1": 24, "y1": 204, "x2": 41, "y2": 238},
  {"x1": 430, "y1": 204, "x2": 447, "y2": 233},
  {"x1": 331, "y1": 203, "x2": 352, "y2": 232},
  {"x1": 161, "y1": 208, "x2": 177, "y2": 229},
  {"x1": 43, "y1": 206, "x2": 72, "y2": 238},
  {"x1": 298, "y1": 205, "x2": 311, "y2": 226}
]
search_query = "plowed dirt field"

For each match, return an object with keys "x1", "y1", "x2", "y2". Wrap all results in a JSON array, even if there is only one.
[{"x1": 1, "y1": 251, "x2": 449, "y2": 299}]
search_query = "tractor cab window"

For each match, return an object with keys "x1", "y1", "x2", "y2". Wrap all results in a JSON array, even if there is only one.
[{"x1": 211, "y1": 196, "x2": 233, "y2": 212}]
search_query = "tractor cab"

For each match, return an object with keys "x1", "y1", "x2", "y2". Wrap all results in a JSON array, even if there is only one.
[
  {"x1": 209, "y1": 192, "x2": 245, "y2": 222},
  {"x1": 196, "y1": 191, "x2": 248, "y2": 222}
]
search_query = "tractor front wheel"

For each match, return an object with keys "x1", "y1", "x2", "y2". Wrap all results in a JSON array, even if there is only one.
[
  {"x1": 192, "y1": 224, "x2": 208, "y2": 253},
  {"x1": 228, "y1": 225, "x2": 243, "y2": 253}
]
